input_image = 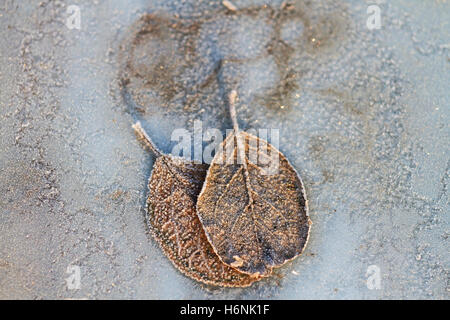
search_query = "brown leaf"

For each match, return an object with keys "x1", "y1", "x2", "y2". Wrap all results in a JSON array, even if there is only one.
[
  {"x1": 133, "y1": 122, "x2": 261, "y2": 287},
  {"x1": 196, "y1": 92, "x2": 311, "y2": 277}
]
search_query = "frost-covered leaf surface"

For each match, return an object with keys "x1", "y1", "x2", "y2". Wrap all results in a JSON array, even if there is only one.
[{"x1": 197, "y1": 131, "x2": 310, "y2": 277}]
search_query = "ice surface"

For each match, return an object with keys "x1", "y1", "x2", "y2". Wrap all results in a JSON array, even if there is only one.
[{"x1": 0, "y1": 0, "x2": 448, "y2": 299}]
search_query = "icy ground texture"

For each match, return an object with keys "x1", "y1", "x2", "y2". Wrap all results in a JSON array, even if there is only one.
[{"x1": 0, "y1": 0, "x2": 448, "y2": 299}]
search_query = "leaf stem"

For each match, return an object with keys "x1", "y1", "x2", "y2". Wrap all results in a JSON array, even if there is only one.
[
  {"x1": 228, "y1": 90, "x2": 254, "y2": 207},
  {"x1": 132, "y1": 121, "x2": 162, "y2": 157},
  {"x1": 228, "y1": 90, "x2": 240, "y2": 133}
]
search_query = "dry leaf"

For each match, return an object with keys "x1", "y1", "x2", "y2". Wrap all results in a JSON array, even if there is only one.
[
  {"x1": 133, "y1": 122, "x2": 261, "y2": 287},
  {"x1": 196, "y1": 91, "x2": 311, "y2": 277}
]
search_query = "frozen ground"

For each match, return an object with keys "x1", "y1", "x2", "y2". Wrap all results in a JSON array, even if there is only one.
[{"x1": 0, "y1": 0, "x2": 448, "y2": 299}]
